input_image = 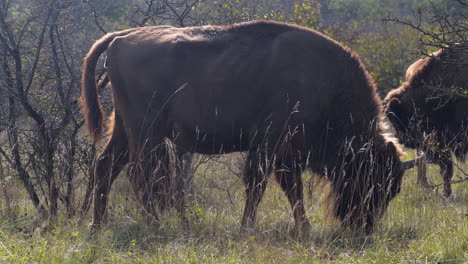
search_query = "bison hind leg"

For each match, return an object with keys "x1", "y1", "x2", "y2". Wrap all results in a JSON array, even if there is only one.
[
  {"x1": 127, "y1": 137, "x2": 182, "y2": 226},
  {"x1": 127, "y1": 159, "x2": 160, "y2": 225},
  {"x1": 92, "y1": 113, "x2": 129, "y2": 227}
]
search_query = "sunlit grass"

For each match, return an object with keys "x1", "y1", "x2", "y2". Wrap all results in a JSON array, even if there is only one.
[{"x1": 0, "y1": 153, "x2": 466, "y2": 263}]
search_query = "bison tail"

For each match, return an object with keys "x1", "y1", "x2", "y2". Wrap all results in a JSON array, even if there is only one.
[{"x1": 80, "y1": 29, "x2": 136, "y2": 143}]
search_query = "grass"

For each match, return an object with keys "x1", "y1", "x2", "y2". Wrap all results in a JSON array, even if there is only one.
[{"x1": 0, "y1": 152, "x2": 466, "y2": 263}]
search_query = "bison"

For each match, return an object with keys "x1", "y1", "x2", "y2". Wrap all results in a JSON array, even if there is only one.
[
  {"x1": 81, "y1": 20, "x2": 420, "y2": 232},
  {"x1": 384, "y1": 44, "x2": 468, "y2": 198}
]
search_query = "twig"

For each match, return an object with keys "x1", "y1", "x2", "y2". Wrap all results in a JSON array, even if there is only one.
[{"x1": 0, "y1": 241, "x2": 12, "y2": 257}]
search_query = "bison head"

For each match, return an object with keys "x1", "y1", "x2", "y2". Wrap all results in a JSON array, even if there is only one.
[
  {"x1": 329, "y1": 140, "x2": 421, "y2": 232},
  {"x1": 384, "y1": 89, "x2": 425, "y2": 149}
]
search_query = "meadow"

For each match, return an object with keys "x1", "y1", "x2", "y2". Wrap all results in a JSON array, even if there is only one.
[
  {"x1": 0, "y1": 1, "x2": 466, "y2": 263},
  {"x1": 0, "y1": 152, "x2": 466, "y2": 263}
]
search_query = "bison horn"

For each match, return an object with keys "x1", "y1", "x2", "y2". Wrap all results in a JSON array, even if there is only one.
[{"x1": 401, "y1": 152, "x2": 426, "y2": 171}]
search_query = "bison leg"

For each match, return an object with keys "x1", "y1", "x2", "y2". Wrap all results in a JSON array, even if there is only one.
[
  {"x1": 174, "y1": 151, "x2": 194, "y2": 226},
  {"x1": 93, "y1": 114, "x2": 129, "y2": 226},
  {"x1": 241, "y1": 150, "x2": 271, "y2": 231},
  {"x1": 437, "y1": 152, "x2": 454, "y2": 199},
  {"x1": 127, "y1": 156, "x2": 158, "y2": 224},
  {"x1": 416, "y1": 149, "x2": 430, "y2": 188},
  {"x1": 127, "y1": 144, "x2": 165, "y2": 225},
  {"x1": 274, "y1": 159, "x2": 310, "y2": 232}
]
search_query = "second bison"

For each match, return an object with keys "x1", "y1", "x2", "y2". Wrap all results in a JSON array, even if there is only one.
[{"x1": 385, "y1": 44, "x2": 468, "y2": 198}]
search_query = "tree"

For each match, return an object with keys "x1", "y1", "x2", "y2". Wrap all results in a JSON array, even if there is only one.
[
  {"x1": 0, "y1": 0, "x2": 95, "y2": 223},
  {"x1": 385, "y1": 0, "x2": 467, "y2": 97}
]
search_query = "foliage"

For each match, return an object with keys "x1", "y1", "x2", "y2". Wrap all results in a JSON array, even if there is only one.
[
  {"x1": 290, "y1": 0, "x2": 321, "y2": 30},
  {"x1": 349, "y1": 26, "x2": 421, "y2": 92}
]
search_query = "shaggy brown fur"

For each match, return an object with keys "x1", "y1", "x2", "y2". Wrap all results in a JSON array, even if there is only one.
[
  {"x1": 385, "y1": 44, "x2": 468, "y2": 197},
  {"x1": 81, "y1": 20, "x2": 419, "y2": 232}
]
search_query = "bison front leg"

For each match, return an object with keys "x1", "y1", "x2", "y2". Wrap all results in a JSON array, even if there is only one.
[
  {"x1": 174, "y1": 151, "x2": 194, "y2": 226},
  {"x1": 241, "y1": 150, "x2": 271, "y2": 231},
  {"x1": 437, "y1": 151, "x2": 454, "y2": 199},
  {"x1": 416, "y1": 149, "x2": 430, "y2": 188},
  {"x1": 274, "y1": 159, "x2": 310, "y2": 233},
  {"x1": 92, "y1": 116, "x2": 129, "y2": 227}
]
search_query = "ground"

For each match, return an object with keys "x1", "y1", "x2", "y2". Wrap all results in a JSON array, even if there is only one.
[{"x1": 0, "y1": 151, "x2": 466, "y2": 263}]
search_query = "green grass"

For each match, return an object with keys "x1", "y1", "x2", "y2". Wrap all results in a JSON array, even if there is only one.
[{"x1": 0, "y1": 153, "x2": 466, "y2": 263}]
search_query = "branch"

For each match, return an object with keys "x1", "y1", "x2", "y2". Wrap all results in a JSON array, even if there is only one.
[
  {"x1": 384, "y1": 3, "x2": 467, "y2": 58},
  {"x1": 164, "y1": 0, "x2": 200, "y2": 27},
  {"x1": 49, "y1": 7, "x2": 73, "y2": 139},
  {"x1": 24, "y1": 7, "x2": 53, "y2": 95},
  {"x1": 455, "y1": 0, "x2": 468, "y2": 7},
  {"x1": 419, "y1": 176, "x2": 468, "y2": 189},
  {"x1": 86, "y1": 1, "x2": 107, "y2": 34}
]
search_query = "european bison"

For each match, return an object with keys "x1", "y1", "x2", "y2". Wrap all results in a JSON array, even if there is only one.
[
  {"x1": 384, "y1": 44, "x2": 467, "y2": 198},
  {"x1": 81, "y1": 20, "x2": 420, "y2": 232}
]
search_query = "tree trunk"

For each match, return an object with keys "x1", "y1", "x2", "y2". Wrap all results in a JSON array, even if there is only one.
[{"x1": 0, "y1": 157, "x2": 12, "y2": 217}]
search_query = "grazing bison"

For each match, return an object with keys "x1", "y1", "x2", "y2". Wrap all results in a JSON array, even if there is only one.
[
  {"x1": 384, "y1": 45, "x2": 468, "y2": 198},
  {"x1": 81, "y1": 20, "x2": 420, "y2": 232}
]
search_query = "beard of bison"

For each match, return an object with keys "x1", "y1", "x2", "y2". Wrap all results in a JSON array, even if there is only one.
[{"x1": 324, "y1": 135, "x2": 404, "y2": 232}]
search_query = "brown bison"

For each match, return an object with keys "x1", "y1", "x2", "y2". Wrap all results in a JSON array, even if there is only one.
[
  {"x1": 384, "y1": 44, "x2": 468, "y2": 198},
  {"x1": 81, "y1": 20, "x2": 420, "y2": 232}
]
